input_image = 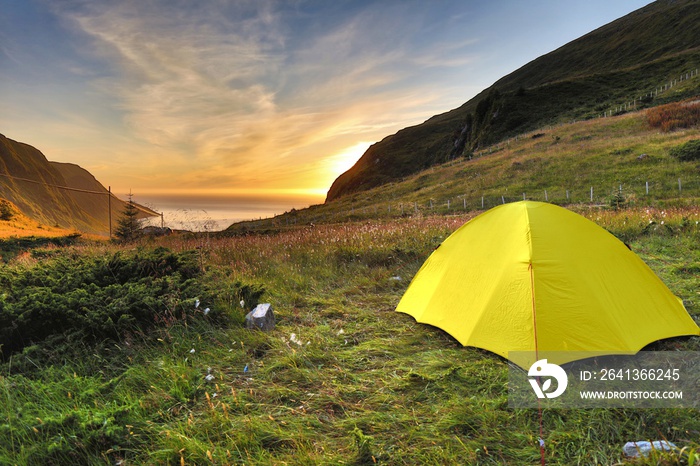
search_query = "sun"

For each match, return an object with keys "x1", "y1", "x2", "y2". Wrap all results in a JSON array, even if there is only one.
[{"x1": 328, "y1": 141, "x2": 372, "y2": 176}]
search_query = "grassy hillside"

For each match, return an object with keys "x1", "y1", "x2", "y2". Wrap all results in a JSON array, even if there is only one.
[
  {"x1": 326, "y1": 0, "x2": 700, "y2": 201},
  {"x1": 0, "y1": 198, "x2": 76, "y2": 239},
  {"x1": 229, "y1": 102, "x2": 700, "y2": 234},
  {"x1": 0, "y1": 134, "x2": 157, "y2": 236}
]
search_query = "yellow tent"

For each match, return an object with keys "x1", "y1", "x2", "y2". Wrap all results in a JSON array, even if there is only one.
[{"x1": 396, "y1": 201, "x2": 700, "y2": 369}]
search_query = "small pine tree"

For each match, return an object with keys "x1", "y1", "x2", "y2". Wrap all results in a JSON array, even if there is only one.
[
  {"x1": 610, "y1": 187, "x2": 627, "y2": 210},
  {"x1": 0, "y1": 200, "x2": 13, "y2": 221},
  {"x1": 114, "y1": 192, "x2": 141, "y2": 242}
]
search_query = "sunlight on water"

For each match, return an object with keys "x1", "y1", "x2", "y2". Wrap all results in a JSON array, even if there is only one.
[{"x1": 136, "y1": 190, "x2": 325, "y2": 231}]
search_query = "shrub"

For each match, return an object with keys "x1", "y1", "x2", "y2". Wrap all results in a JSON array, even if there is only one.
[
  {"x1": 647, "y1": 101, "x2": 700, "y2": 132},
  {"x1": 0, "y1": 200, "x2": 13, "y2": 221},
  {"x1": 669, "y1": 139, "x2": 700, "y2": 162},
  {"x1": 0, "y1": 234, "x2": 81, "y2": 263},
  {"x1": 609, "y1": 189, "x2": 627, "y2": 210},
  {"x1": 0, "y1": 247, "x2": 263, "y2": 361}
]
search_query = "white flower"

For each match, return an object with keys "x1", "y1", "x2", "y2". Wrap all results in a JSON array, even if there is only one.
[
  {"x1": 290, "y1": 333, "x2": 302, "y2": 346},
  {"x1": 205, "y1": 374, "x2": 215, "y2": 382},
  {"x1": 240, "y1": 300, "x2": 245, "y2": 308},
  {"x1": 190, "y1": 348, "x2": 196, "y2": 354},
  {"x1": 203, "y1": 307, "x2": 210, "y2": 316},
  {"x1": 195, "y1": 298, "x2": 200, "y2": 309},
  {"x1": 337, "y1": 329, "x2": 345, "y2": 335}
]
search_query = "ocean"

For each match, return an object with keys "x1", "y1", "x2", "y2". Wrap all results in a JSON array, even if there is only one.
[{"x1": 136, "y1": 190, "x2": 324, "y2": 231}]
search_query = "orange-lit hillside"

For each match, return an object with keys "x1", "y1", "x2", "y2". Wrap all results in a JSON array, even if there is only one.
[{"x1": 0, "y1": 199, "x2": 77, "y2": 238}]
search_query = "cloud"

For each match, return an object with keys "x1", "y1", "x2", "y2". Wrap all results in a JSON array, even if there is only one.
[
  {"x1": 69, "y1": 1, "x2": 282, "y2": 146},
  {"x1": 40, "y1": 1, "x2": 485, "y2": 195}
]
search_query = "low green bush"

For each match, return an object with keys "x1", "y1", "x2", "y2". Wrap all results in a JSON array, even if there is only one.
[
  {"x1": 669, "y1": 139, "x2": 700, "y2": 161},
  {"x1": 0, "y1": 234, "x2": 81, "y2": 262},
  {"x1": 0, "y1": 247, "x2": 263, "y2": 363}
]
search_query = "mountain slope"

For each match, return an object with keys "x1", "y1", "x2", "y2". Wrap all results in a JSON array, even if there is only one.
[
  {"x1": 326, "y1": 0, "x2": 700, "y2": 202},
  {"x1": 0, "y1": 198, "x2": 75, "y2": 238},
  {"x1": 226, "y1": 101, "x2": 700, "y2": 234},
  {"x1": 0, "y1": 133, "x2": 156, "y2": 235}
]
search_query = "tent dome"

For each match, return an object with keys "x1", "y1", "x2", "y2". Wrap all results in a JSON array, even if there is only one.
[{"x1": 396, "y1": 201, "x2": 700, "y2": 369}]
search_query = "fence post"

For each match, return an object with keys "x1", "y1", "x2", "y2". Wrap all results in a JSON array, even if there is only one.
[
  {"x1": 590, "y1": 187, "x2": 593, "y2": 202},
  {"x1": 678, "y1": 178, "x2": 682, "y2": 193},
  {"x1": 481, "y1": 196, "x2": 484, "y2": 209},
  {"x1": 545, "y1": 190, "x2": 548, "y2": 202},
  {"x1": 108, "y1": 186, "x2": 112, "y2": 239},
  {"x1": 646, "y1": 181, "x2": 649, "y2": 195}
]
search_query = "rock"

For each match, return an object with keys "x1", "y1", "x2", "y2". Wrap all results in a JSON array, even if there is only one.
[
  {"x1": 245, "y1": 303, "x2": 275, "y2": 331},
  {"x1": 623, "y1": 440, "x2": 676, "y2": 458},
  {"x1": 141, "y1": 226, "x2": 172, "y2": 236}
]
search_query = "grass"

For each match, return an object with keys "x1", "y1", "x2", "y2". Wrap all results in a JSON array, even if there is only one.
[
  {"x1": 1, "y1": 209, "x2": 699, "y2": 465},
  {"x1": 0, "y1": 199, "x2": 77, "y2": 239}
]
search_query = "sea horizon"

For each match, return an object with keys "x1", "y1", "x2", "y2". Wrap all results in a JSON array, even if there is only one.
[{"x1": 136, "y1": 190, "x2": 325, "y2": 231}]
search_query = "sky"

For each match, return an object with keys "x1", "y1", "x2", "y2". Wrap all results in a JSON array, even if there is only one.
[{"x1": 1, "y1": 0, "x2": 653, "y2": 226}]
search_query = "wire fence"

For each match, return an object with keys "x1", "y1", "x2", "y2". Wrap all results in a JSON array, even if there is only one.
[
  {"x1": 267, "y1": 175, "x2": 700, "y2": 227},
  {"x1": 0, "y1": 172, "x2": 160, "y2": 237},
  {"x1": 271, "y1": 66, "x2": 700, "y2": 227},
  {"x1": 474, "y1": 66, "x2": 699, "y2": 157},
  {"x1": 600, "y1": 68, "x2": 700, "y2": 118}
]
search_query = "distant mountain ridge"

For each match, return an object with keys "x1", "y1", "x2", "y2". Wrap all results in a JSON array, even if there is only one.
[
  {"x1": 0, "y1": 133, "x2": 156, "y2": 235},
  {"x1": 326, "y1": 0, "x2": 700, "y2": 202}
]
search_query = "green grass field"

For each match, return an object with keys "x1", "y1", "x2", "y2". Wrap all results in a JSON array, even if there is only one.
[{"x1": 1, "y1": 208, "x2": 699, "y2": 465}]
